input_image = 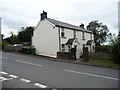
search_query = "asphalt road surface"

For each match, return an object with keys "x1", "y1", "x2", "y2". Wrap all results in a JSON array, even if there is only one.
[{"x1": 0, "y1": 52, "x2": 119, "y2": 89}]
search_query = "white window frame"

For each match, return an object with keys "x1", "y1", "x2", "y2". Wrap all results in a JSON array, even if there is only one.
[
  {"x1": 61, "y1": 44, "x2": 65, "y2": 52},
  {"x1": 90, "y1": 33, "x2": 92, "y2": 40},
  {"x1": 73, "y1": 31, "x2": 76, "y2": 38},
  {"x1": 68, "y1": 45, "x2": 71, "y2": 52},
  {"x1": 61, "y1": 28, "x2": 65, "y2": 37},
  {"x1": 82, "y1": 32, "x2": 85, "y2": 40}
]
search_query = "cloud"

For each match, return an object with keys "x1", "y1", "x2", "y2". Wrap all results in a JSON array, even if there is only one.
[
  {"x1": 1, "y1": 25, "x2": 18, "y2": 38},
  {"x1": 0, "y1": 0, "x2": 119, "y2": 37},
  {"x1": 3, "y1": 14, "x2": 28, "y2": 29},
  {"x1": 118, "y1": 1, "x2": 120, "y2": 30}
]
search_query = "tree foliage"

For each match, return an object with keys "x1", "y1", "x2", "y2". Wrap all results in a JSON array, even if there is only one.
[
  {"x1": 10, "y1": 35, "x2": 19, "y2": 44},
  {"x1": 87, "y1": 20, "x2": 109, "y2": 46},
  {"x1": 18, "y1": 26, "x2": 34, "y2": 43},
  {"x1": 95, "y1": 45, "x2": 111, "y2": 53},
  {"x1": 111, "y1": 32, "x2": 120, "y2": 64},
  {"x1": 3, "y1": 26, "x2": 34, "y2": 45},
  {"x1": 4, "y1": 35, "x2": 18, "y2": 44}
]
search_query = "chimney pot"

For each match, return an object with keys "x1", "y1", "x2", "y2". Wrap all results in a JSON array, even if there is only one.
[
  {"x1": 80, "y1": 23, "x2": 84, "y2": 29},
  {"x1": 40, "y1": 10, "x2": 47, "y2": 20}
]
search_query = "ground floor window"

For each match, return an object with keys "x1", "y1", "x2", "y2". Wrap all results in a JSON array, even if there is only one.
[
  {"x1": 68, "y1": 45, "x2": 71, "y2": 52},
  {"x1": 61, "y1": 44, "x2": 65, "y2": 52},
  {"x1": 92, "y1": 45, "x2": 95, "y2": 51}
]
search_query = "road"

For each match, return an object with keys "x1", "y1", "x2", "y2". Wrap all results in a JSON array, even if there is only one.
[{"x1": 0, "y1": 52, "x2": 119, "y2": 89}]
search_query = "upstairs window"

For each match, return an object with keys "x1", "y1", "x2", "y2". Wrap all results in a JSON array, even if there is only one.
[
  {"x1": 90, "y1": 33, "x2": 92, "y2": 40},
  {"x1": 73, "y1": 31, "x2": 76, "y2": 38},
  {"x1": 82, "y1": 32, "x2": 85, "y2": 40},
  {"x1": 61, "y1": 28, "x2": 65, "y2": 37}
]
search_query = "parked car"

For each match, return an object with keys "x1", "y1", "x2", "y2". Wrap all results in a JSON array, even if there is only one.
[
  {"x1": 13, "y1": 44, "x2": 24, "y2": 47},
  {"x1": 13, "y1": 44, "x2": 24, "y2": 52}
]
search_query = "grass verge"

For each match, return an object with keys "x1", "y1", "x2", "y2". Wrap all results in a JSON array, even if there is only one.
[{"x1": 89, "y1": 59, "x2": 120, "y2": 69}]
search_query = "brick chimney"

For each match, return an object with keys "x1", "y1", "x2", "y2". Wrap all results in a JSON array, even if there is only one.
[
  {"x1": 40, "y1": 10, "x2": 47, "y2": 20},
  {"x1": 80, "y1": 23, "x2": 84, "y2": 29}
]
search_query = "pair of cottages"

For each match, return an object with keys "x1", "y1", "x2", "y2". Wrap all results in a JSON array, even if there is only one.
[{"x1": 32, "y1": 11, "x2": 95, "y2": 59}]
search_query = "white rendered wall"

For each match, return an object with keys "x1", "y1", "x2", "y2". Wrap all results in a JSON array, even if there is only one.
[
  {"x1": 32, "y1": 19, "x2": 59, "y2": 57},
  {"x1": 60, "y1": 27, "x2": 95, "y2": 58},
  {"x1": 60, "y1": 28, "x2": 73, "y2": 44},
  {"x1": 76, "y1": 31, "x2": 95, "y2": 52}
]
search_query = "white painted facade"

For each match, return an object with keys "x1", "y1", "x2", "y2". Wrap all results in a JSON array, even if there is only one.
[
  {"x1": 32, "y1": 12, "x2": 95, "y2": 59},
  {"x1": 59, "y1": 28, "x2": 95, "y2": 59},
  {"x1": 32, "y1": 19, "x2": 59, "y2": 57}
]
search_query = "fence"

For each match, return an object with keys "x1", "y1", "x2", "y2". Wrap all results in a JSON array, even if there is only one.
[
  {"x1": 3, "y1": 45, "x2": 23, "y2": 52},
  {"x1": 3, "y1": 45, "x2": 15, "y2": 52},
  {"x1": 89, "y1": 52, "x2": 112, "y2": 60}
]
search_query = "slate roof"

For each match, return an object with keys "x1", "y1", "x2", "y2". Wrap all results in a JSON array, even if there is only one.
[
  {"x1": 46, "y1": 18, "x2": 92, "y2": 33},
  {"x1": 66, "y1": 38, "x2": 76, "y2": 45}
]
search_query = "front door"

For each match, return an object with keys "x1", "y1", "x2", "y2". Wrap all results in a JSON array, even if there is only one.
[
  {"x1": 74, "y1": 45, "x2": 77, "y2": 60},
  {"x1": 71, "y1": 45, "x2": 77, "y2": 60}
]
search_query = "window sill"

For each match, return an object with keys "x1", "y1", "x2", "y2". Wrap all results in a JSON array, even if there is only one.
[{"x1": 60, "y1": 37, "x2": 66, "y2": 39}]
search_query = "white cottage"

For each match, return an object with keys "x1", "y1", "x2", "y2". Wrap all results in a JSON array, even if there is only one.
[{"x1": 32, "y1": 11, "x2": 95, "y2": 59}]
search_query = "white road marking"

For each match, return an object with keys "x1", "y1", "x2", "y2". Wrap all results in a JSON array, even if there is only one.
[
  {"x1": 0, "y1": 77, "x2": 13, "y2": 82},
  {"x1": 0, "y1": 71, "x2": 48, "y2": 88},
  {"x1": 20, "y1": 78, "x2": 31, "y2": 83},
  {"x1": 0, "y1": 56, "x2": 8, "y2": 59},
  {"x1": 16, "y1": 60, "x2": 42, "y2": 67},
  {"x1": 64, "y1": 69, "x2": 119, "y2": 81},
  {"x1": 34, "y1": 83, "x2": 47, "y2": 88},
  {"x1": 0, "y1": 71, "x2": 8, "y2": 75},
  {"x1": 9, "y1": 74, "x2": 18, "y2": 78},
  {"x1": 52, "y1": 89, "x2": 59, "y2": 90},
  {"x1": 0, "y1": 77, "x2": 7, "y2": 82}
]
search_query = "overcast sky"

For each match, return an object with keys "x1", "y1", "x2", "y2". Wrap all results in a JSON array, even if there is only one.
[{"x1": 0, "y1": 0, "x2": 119, "y2": 38}]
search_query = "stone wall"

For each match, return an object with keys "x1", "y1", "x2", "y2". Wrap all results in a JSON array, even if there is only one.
[
  {"x1": 4, "y1": 45, "x2": 15, "y2": 52},
  {"x1": 3, "y1": 45, "x2": 22, "y2": 52},
  {"x1": 89, "y1": 52, "x2": 112, "y2": 60},
  {"x1": 57, "y1": 52, "x2": 74, "y2": 60}
]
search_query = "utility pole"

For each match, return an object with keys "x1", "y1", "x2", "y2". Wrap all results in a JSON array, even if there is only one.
[
  {"x1": 0, "y1": 17, "x2": 2, "y2": 42},
  {"x1": 0, "y1": 17, "x2": 2, "y2": 90},
  {"x1": 118, "y1": 1, "x2": 120, "y2": 34}
]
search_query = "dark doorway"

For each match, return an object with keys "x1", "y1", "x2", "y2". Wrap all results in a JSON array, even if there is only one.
[{"x1": 71, "y1": 45, "x2": 77, "y2": 60}]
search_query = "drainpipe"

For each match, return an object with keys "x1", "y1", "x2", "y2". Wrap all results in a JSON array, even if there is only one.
[{"x1": 58, "y1": 27, "x2": 61, "y2": 52}]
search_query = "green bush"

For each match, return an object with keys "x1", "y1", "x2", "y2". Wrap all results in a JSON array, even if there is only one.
[
  {"x1": 110, "y1": 33, "x2": 120, "y2": 64},
  {"x1": 0, "y1": 42, "x2": 13, "y2": 50},
  {"x1": 1, "y1": 42, "x2": 7, "y2": 50},
  {"x1": 112, "y1": 41, "x2": 120, "y2": 64},
  {"x1": 95, "y1": 45, "x2": 111, "y2": 53}
]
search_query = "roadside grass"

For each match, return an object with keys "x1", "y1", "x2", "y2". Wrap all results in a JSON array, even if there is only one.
[{"x1": 89, "y1": 59, "x2": 120, "y2": 69}]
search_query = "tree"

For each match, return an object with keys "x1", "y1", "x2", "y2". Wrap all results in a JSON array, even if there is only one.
[
  {"x1": 9, "y1": 31, "x2": 14, "y2": 36},
  {"x1": 3, "y1": 31, "x2": 18, "y2": 44},
  {"x1": 10, "y1": 35, "x2": 18, "y2": 44},
  {"x1": 18, "y1": 26, "x2": 34, "y2": 44},
  {"x1": 1, "y1": 34, "x2": 4, "y2": 40},
  {"x1": 111, "y1": 32, "x2": 120, "y2": 64},
  {"x1": 108, "y1": 33, "x2": 116, "y2": 44},
  {"x1": 87, "y1": 20, "x2": 109, "y2": 46},
  {"x1": 3, "y1": 37, "x2": 10, "y2": 43},
  {"x1": 3, "y1": 35, "x2": 18, "y2": 44}
]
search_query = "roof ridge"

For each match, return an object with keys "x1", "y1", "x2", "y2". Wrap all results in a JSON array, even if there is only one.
[
  {"x1": 46, "y1": 18, "x2": 92, "y2": 33},
  {"x1": 47, "y1": 18, "x2": 80, "y2": 28}
]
